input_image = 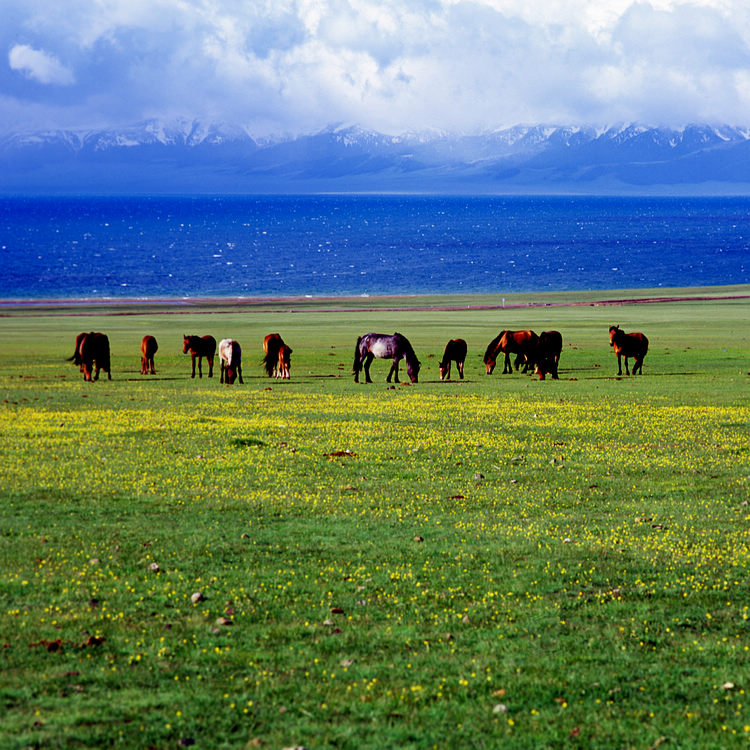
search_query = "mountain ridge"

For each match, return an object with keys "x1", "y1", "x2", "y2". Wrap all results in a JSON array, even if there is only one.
[{"x1": 2, "y1": 121, "x2": 750, "y2": 194}]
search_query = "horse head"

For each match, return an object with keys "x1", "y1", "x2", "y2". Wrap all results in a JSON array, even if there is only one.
[
  {"x1": 182, "y1": 335, "x2": 191, "y2": 354},
  {"x1": 407, "y1": 358, "x2": 421, "y2": 383},
  {"x1": 608, "y1": 325, "x2": 620, "y2": 347}
]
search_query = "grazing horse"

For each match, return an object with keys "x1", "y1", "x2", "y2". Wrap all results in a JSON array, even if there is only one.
[
  {"x1": 67, "y1": 332, "x2": 87, "y2": 371},
  {"x1": 140, "y1": 335, "x2": 158, "y2": 375},
  {"x1": 77, "y1": 332, "x2": 111, "y2": 382},
  {"x1": 532, "y1": 330, "x2": 563, "y2": 380},
  {"x1": 219, "y1": 338, "x2": 244, "y2": 385},
  {"x1": 483, "y1": 330, "x2": 539, "y2": 374},
  {"x1": 276, "y1": 343, "x2": 292, "y2": 380},
  {"x1": 183, "y1": 334, "x2": 216, "y2": 378},
  {"x1": 439, "y1": 338, "x2": 467, "y2": 380},
  {"x1": 353, "y1": 332, "x2": 421, "y2": 384},
  {"x1": 262, "y1": 333, "x2": 287, "y2": 378},
  {"x1": 609, "y1": 325, "x2": 648, "y2": 375}
]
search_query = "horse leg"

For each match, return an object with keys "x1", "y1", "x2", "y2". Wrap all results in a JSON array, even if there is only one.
[
  {"x1": 388, "y1": 357, "x2": 400, "y2": 383},
  {"x1": 633, "y1": 357, "x2": 642, "y2": 375},
  {"x1": 191, "y1": 353, "x2": 197, "y2": 378},
  {"x1": 503, "y1": 352, "x2": 512, "y2": 374},
  {"x1": 364, "y1": 353, "x2": 374, "y2": 383},
  {"x1": 220, "y1": 361, "x2": 225, "y2": 384},
  {"x1": 616, "y1": 353, "x2": 622, "y2": 376},
  {"x1": 238, "y1": 365, "x2": 244, "y2": 384},
  {"x1": 207, "y1": 356, "x2": 213, "y2": 378},
  {"x1": 445, "y1": 361, "x2": 451, "y2": 380},
  {"x1": 458, "y1": 360, "x2": 464, "y2": 379},
  {"x1": 150, "y1": 356, "x2": 156, "y2": 375},
  {"x1": 624, "y1": 356, "x2": 631, "y2": 376}
]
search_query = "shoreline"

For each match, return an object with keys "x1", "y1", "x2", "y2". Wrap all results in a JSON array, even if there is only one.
[{"x1": 1, "y1": 286, "x2": 749, "y2": 316}]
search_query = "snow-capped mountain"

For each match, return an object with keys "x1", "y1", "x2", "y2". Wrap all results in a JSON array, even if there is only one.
[{"x1": 2, "y1": 121, "x2": 749, "y2": 194}]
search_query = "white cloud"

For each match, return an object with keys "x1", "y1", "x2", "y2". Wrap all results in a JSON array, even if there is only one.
[
  {"x1": 8, "y1": 44, "x2": 75, "y2": 85},
  {"x1": 4, "y1": 0, "x2": 750, "y2": 133}
]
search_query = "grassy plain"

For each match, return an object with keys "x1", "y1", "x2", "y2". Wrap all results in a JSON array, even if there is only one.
[{"x1": 0, "y1": 287, "x2": 748, "y2": 749}]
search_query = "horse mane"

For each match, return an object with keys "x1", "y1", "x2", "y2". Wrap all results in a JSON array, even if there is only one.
[{"x1": 483, "y1": 331, "x2": 506, "y2": 363}]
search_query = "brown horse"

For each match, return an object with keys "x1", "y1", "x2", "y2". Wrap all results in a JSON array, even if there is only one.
[
  {"x1": 532, "y1": 330, "x2": 563, "y2": 380},
  {"x1": 609, "y1": 325, "x2": 648, "y2": 375},
  {"x1": 439, "y1": 338, "x2": 467, "y2": 380},
  {"x1": 262, "y1": 333, "x2": 287, "y2": 377},
  {"x1": 484, "y1": 330, "x2": 539, "y2": 374},
  {"x1": 277, "y1": 343, "x2": 292, "y2": 380},
  {"x1": 140, "y1": 335, "x2": 158, "y2": 375},
  {"x1": 78, "y1": 332, "x2": 111, "y2": 382},
  {"x1": 183, "y1": 334, "x2": 216, "y2": 378},
  {"x1": 219, "y1": 338, "x2": 243, "y2": 385}
]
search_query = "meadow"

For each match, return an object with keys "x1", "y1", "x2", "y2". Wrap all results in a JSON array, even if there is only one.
[{"x1": 0, "y1": 287, "x2": 748, "y2": 749}]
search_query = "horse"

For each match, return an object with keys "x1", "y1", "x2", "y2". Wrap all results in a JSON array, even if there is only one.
[
  {"x1": 353, "y1": 332, "x2": 421, "y2": 384},
  {"x1": 262, "y1": 333, "x2": 286, "y2": 378},
  {"x1": 276, "y1": 343, "x2": 292, "y2": 380},
  {"x1": 183, "y1": 334, "x2": 216, "y2": 378},
  {"x1": 77, "y1": 332, "x2": 111, "y2": 382},
  {"x1": 140, "y1": 335, "x2": 158, "y2": 375},
  {"x1": 219, "y1": 338, "x2": 244, "y2": 385},
  {"x1": 483, "y1": 330, "x2": 539, "y2": 374},
  {"x1": 67, "y1": 332, "x2": 87, "y2": 371},
  {"x1": 609, "y1": 325, "x2": 648, "y2": 375},
  {"x1": 532, "y1": 330, "x2": 563, "y2": 380},
  {"x1": 439, "y1": 338, "x2": 467, "y2": 380}
]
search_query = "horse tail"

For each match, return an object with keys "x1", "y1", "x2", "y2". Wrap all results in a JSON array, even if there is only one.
[{"x1": 353, "y1": 336, "x2": 363, "y2": 374}]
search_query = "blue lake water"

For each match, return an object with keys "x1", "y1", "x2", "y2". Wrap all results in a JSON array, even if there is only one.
[{"x1": 1, "y1": 195, "x2": 748, "y2": 299}]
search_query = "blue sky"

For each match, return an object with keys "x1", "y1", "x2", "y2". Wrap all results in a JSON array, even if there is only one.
[{"x1": 3, "y1": 0, "x2": 750, "y2": 136}]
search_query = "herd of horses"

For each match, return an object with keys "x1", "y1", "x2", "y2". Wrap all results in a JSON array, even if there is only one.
[{"x1": 68, "y1": 325, "x2": 648, "y2": 384}]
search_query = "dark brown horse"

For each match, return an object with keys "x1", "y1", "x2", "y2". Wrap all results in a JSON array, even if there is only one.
[
  {"x1": 484, "y1": 330, "x2": 539, "y2": 374},
  {"x1": 277, "y1": 343, "x2": 292, "y2": 380},
  {"x1": 262, "y1": 333, "x2": 290, "y2": 378},
  {"x1": 77, "y1": 332, "x2": 111, "y2": 382},
  {"x1": 439, "y1": 338, "x2": 467, "y2": 380},
  {"x1": 609, "y1": 325, "x2": 648, "y2": 375},
  {"x1": 532, "y1": 330, "x2": 563, "y2": 380},
  {"x1": 219, "y1": 338, "x2": 243, "y2": 385},
  {"x1": 183, "y1": 334, "x2": 216, "y2": 378},
  {"x1": 140, "y1": 335, "x2": 158, "y2": 375}
]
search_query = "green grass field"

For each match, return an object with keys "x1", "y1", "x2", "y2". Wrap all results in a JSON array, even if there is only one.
[{"x1": 1, "y1": 287, "x2": 749, "y2": 749}]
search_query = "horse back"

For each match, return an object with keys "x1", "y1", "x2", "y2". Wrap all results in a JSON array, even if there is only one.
[
  {"x1": 141, "y1": 335, "x2": 158, "y2": 357},
  {"x1": 447, "y1": 338, "x2": 467, "y2": 360},
  {"x1": 539, "y1": 330, "x2": 563, "y2": 355}
]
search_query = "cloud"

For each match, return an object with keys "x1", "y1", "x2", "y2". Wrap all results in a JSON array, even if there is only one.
[
  {"x1": 9, "y1": 44, "x2": 75, "y2": 85},
  {"x1": 3, "y1": 0, "x2": 750, "y2": 134}
]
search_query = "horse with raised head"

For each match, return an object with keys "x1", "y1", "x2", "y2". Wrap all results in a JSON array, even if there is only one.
[
  {"x1": 439, "y1": 338, "x2": 467, "y2": 381},
  {"x1": 483, "y1": 330, "x2": 539, "y2": 374},
  {"x1": 609, "y1": 325, "x2": 648, "y2": 375},
  {"x1": 532, "y1": 330, "x2": 563, "y2": 380},
  {"x1": 78, "y1": 332, "x2": 111, "y2": 382},
  {"x1": 276, "y1": 343, "x2": 292, "y2": 380},
  {"x1": 140, "y1": 335, "x2": 158, "y2": 375},
  {"x1": 262, "y1": 333, "x2": 285, "y2": 377},
  {"x1": 183, "y1": 334, "x2": 216, "y2": 378},
  {"x1": 219, "y1": 338, "x2": 243, "y2": 385},
  {"x1": 353, "y1": 332, "x2": 420, "y2": 384}
]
